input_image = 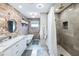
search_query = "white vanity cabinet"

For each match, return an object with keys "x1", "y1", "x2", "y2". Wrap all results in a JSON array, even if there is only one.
[
  {"x1": 11, "y1": 38, "x2": 26, "y2": 56},
  {"x1": 0, "y1": 37, "x2": 27, "y2": 56},
  {"x1": 26, "y1": 35, "x2": 33, "y2": 44},
  {"x1": 16, "y1": 37, "x2": 27, "y2": 56},
  {"x1": 0, "y1": 47, "x2": 12, "y2": 56},
  {"x1": 0, "y1": 34, "x2": 33, "y2": 56}
]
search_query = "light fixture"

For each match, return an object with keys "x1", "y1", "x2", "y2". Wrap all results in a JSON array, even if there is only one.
[
  {"x1": 31, "y1": 16, "x2": 36, "y2": 18},
  {"x1": 29, "y1": 12, "x2": 40, "y2": 18},
  {"x1": 29, "y1": 12, "x2": 38, "y2": 16},
  {"x1": 18, "y1": 5, "x2": 22, "y2": 9},
  {"x1": 29, "y1": 12, "x2": 38, "y2": 18},
  {"x1": 36, "y1": 4, "x2": 44, "y2": 9}
]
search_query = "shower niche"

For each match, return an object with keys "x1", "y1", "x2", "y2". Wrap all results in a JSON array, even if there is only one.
[{"x1": 63, "y1": 21, "x2": 68, "y2": 29}]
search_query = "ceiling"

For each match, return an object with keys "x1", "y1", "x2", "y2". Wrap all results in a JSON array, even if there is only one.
[{"x1": 9, "y1": 3, "x2": 53, "y2": 18}]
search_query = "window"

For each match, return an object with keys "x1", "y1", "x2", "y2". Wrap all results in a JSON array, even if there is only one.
[
  {"x1": 63, "y1": 21, "x2": 68, "y2": 29},
  {"x1": 31, "y1": 21, "x2": 39, "y2": 27},
  {"x1": 31, "y1": 24, "x2": 39, "y2": 27}
]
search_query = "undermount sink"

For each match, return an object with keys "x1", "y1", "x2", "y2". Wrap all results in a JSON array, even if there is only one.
[{"x1": 0, "y1": 38, "x2": 9, "y2": 43}]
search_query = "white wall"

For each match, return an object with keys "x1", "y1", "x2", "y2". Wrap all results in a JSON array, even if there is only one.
[
  {"x1": 40, "y1": 13, "x2": 48, "y2": 47},
  {"x1": 47, "y1": 7, "x2": 57, "y2": 56}
]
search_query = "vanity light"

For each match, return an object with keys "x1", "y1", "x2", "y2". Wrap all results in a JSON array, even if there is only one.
[{"x1": 36, "y1": 4, "x2": 44, "y2": 9}]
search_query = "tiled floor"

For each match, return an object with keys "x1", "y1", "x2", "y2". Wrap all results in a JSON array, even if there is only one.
[
  {"x1": 57, "y1": 45, "x2": 71, "y2": 56},
  {"x1": 22, "y1": 39, "x2": 71, "y2": 56},
  {"x1": 22, "y1": 39, "x2": 49, "y2": 56},
  {"x1": 22, "y1": 50, "x2": 32, "y2": 56}
]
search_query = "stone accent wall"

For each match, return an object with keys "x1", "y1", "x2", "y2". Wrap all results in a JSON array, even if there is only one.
[{"x1": 0, "y1": 3, "x2": 23, "y2": 39}]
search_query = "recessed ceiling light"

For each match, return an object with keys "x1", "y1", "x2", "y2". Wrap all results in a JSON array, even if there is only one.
[
  {"x1": 18, "y1": 5, "x2": 22, "y2": 9},
  {"x1": 69, "y1": 8, "x2": 73, "y2": 11},
  {"x1": 31, "y1": 16, "x2": 36, "y2": 18},
  {"x1": 29, "y1": 12, "x2": 38, "y2": 16},
  {"x1": 29, "y1": 12, "x2": 40, "y2": 18},
  {"x1": 36, "y1": 4, "x2": 44, "y2": 9}
]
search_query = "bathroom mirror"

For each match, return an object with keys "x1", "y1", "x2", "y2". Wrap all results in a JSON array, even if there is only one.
[{"x1": 7, "y1": 19, "x2": 16, "y2": 33}]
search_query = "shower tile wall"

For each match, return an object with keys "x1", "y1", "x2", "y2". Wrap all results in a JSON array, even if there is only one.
[{"x1": 55, "y1": 3, "x2": 79, "y2": 56}]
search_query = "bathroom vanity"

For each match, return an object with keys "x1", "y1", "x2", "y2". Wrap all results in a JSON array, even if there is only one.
[{"x1": 0, "y1": 34, "x2": 33, "y2": 56}]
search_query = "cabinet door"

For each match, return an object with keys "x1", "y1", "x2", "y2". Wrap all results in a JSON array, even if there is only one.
[
  {"x1": 11, "y1": 43, "x2": 20, "y2": 56},
  {"x1": 1, "y1": 48, "x2": 12, "y2": 56},
  {"x1": 1, "y1": 37, "x2": 27, "y2": 56},
  {"x1": 17, "y1": 39, "x2": 26, "y2": 56},
  {"x1": 1, "y1": 43, "x2": 20, "y2": 56}
]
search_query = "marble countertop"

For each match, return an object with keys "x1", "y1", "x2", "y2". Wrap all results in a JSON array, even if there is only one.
[
  {"x1": 0, "y1": 36, "x2": 24, "y2": 53},
  {"x1": 0, "y1": 34, "x2": 34, "y2": 53}
]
